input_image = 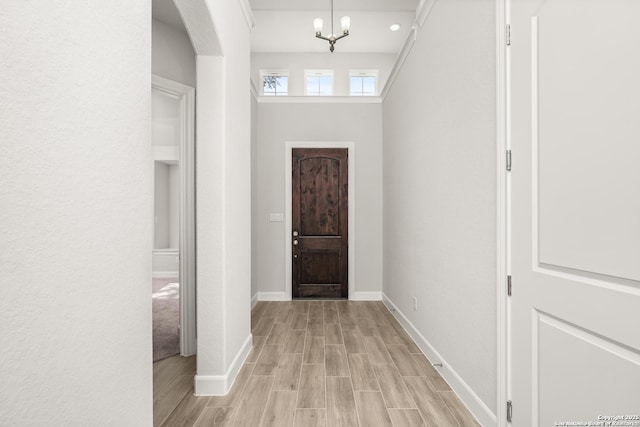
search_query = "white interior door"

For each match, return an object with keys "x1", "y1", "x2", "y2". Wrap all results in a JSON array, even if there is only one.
[{"x1": 510, "y1": 1, "x2": 640, "y2": 424}]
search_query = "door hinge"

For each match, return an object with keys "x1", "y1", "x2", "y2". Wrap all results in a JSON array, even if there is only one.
[
  {"x1": 506, "y1": 24, "x2": 511, "y2": 46},
  {"x1": 507, "y1": 400, "x2": 513, "y2": 422},
  {"x1": 507, "y1": 275, "x2": 512, "y2": 297},
  {"x1": 506, "y1": 150, "x2": 512, "y2": 171}
]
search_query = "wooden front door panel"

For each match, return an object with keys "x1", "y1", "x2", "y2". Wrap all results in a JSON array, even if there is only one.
[{"x1": 292, "y1": 148, "x2": 348, "y2": 299}]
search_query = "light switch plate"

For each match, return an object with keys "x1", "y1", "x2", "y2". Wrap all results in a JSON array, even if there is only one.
[{"x1": 269, "y1": 213, "x2": 284, "y2": 222}]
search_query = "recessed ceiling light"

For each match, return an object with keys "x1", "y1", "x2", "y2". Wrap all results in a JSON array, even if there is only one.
[{"x1": 390, "y1": 23, "x2": 401, "y2": 32}]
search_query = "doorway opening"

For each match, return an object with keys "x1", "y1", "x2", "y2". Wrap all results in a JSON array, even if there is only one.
[
  {"x1": 152, "y1": 75, "x2": 196, "y2": 359},
  {"x1": 285, "y1": 142, "x2": 356, "y2": 300}
]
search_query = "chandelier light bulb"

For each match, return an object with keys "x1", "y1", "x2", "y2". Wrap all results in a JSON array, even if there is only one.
[
  {"x1": 314, "y1": 1, "x2": 350, "y2": 52},
  {"x1": 341, "y1": 16, "x2": 351, "y2": 32}
]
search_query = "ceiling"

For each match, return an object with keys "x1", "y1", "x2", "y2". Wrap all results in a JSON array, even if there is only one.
[
  {"x1": 153, "y1": 0, "x2": 418, "y2": 54},
  {"x1": 153, "y1": 0, "x2": 186, "y2": 32},
  {"x1": 249, "y1": 0, "x2": 417, "y2": 12}
]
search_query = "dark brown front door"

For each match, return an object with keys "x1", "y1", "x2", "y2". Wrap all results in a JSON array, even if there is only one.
[{"x1": 292, "y1": 148, "x2": 348, "y2": 299}]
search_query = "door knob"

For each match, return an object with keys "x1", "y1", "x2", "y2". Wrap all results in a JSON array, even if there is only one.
[
  {"x1": 293, "y1": 230, "x2": 299, "y2": 237},
  {"x1": 293, "y1": 239, "x2": 299, "y2": 245},
  {"x1": 293, "y1": 254, "x2": 299, "y2": 259}
]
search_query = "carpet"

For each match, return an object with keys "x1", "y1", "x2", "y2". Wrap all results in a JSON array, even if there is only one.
[{"x1": 153, "y1": 278, "x2": 180, "y2": 362}]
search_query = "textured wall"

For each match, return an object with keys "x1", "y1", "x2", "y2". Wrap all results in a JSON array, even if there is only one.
[
  {"x1": 382, "y1": 0, "x2": 497, "y2": 415},
  {"x1": 0, "y1": 1, "x2": 152, "y2": 425},
  {"x1": 184, "y1": 0, "x2": 253, "y2": 390},
  {"x1": 255, "y1": 103, "x2": 384, "y2": 297},
  {"x1": 153, "y1": 18, "x2": 196, "y2": 88}
]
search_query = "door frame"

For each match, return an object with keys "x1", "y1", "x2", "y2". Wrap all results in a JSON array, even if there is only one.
[
  {"x1": 285, "y1": 141, "x2": 355, "y2": 300},
  {"x1": 152, "y1": 75, "x2": 196, "y2": 356},
  {"x1": 496, "y1": 0, "x2": 509, "y2": 425}
]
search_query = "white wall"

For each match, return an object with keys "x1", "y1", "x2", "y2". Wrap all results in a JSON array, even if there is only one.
[
  {"x1": 382, "y1": 0, "x2": 497, "y2": 422},
  {"x1": 154, "y1": 162, "x2": 180, "y2": 250},
  {"x1": 0, "y1": 1, "x2": 152, "y2": 425},
  {"x1": 152, "y1": 18, "x2": 196, "y2": 88},
  {"x1": 154, "y1": 162, "x2": 170, "y2": 248},
  {"x1": 251, "y1": 93, "x2": 259, "y2": 301},
  {"x1": 175, "y1": 0, "x2": 253, "y2": 394},
  {"x1": 152, "y1": 249, "x2": 179, "y2": 277},
  {"x1": 251, "y1": 53, "x2": 396, "y2": 96},
  {"x1": 152, "y1": 89, "x2": 181, "y2": 147},
  {"x1": 255, "y1": 102, "x2": 383, "y2": 298},
  {"x1": 168, "y1": 164, "x2": 180, "y2": 249}
]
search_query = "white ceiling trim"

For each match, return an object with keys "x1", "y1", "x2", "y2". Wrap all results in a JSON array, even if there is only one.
[
  {"x1": 381, "y1": 26, "x2": 417, "y2": 100},
  {"x1": 238, "y1": 0, "x2": 256, "y2": 29},
  {"x1": 257, "y1": 96, "x2": 382, "y2": 104},
  {"x1": 416, "y1": 0, "x2": 436, "y2": 28},
  {"x1": 380, "y1": 0, "x2": 435, "y2": 99}
]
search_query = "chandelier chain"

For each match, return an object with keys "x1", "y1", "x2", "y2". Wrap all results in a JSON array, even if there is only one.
[{"x1": 331, "y1": 0, "x2": 334, "y2": 37}]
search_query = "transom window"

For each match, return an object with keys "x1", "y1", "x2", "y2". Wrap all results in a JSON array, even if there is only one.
[
  {"x1": 350, "y1": 71, "x2": 377, "y2": 96},
  {"x1": 305, "y1": 70, "x2": 333, "y2": 96},
  {"x1": 261, "y1": 70, "x2": 289, "y2": 96}
]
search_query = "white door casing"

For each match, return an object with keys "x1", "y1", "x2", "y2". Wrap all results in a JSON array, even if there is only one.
[
  {"x1": 509, "y1": 1, "x2": 640, "y2": 425},
  {"x1": 152, "y1": 75, "x2": 197, "y2": 356}
]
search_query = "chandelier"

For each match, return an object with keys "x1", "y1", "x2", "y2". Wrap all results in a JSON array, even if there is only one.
[{"x1": 313, "y1": 0, "x2": 350, "y2": 52}]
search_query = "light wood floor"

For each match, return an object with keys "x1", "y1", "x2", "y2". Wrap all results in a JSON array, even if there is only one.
[{"x1": 154, "y1": 300, "x2": 480, "y2": 426}]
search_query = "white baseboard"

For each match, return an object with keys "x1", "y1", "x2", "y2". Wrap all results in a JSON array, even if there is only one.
[
  {"x1": 194, "y1": 334, "x2": 252, "y2": 396},
  {"x1": 251, "y1": 293, "x2": 259, "y2": 309},
  {"x1": 255, "y1": 291, "x2": 381, "y2": 301},
  {"x1": 351, "y1": 292, "x2": 382, "y2": 301},
  {"x1": 152, "y1": 271, "x2": 179, "y2": 279},
  {"x1": 382, "y1": 294, "x2": 497, "y2": 426},
  {"x1": 257, "y1": 292, "x2": 289, "y2": 301}
]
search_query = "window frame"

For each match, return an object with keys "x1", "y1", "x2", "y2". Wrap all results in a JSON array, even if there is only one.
[
  {"x1": 304, "y1": 70, "x2": 334, "y2": 96},
  {"x1": 261, "y1": 70, "x2": 289, "y2": 96},
  {"x1": 349, "y1": 70, "x2": 378, "y2": 97}
]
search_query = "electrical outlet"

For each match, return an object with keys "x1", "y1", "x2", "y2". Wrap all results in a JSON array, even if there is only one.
[{"x1": 413, "y1": 297, "x2": 418, "y2": 311}]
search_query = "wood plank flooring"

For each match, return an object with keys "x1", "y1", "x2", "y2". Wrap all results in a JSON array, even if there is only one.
[{"x1": 154, "y1": 301, "x2": 480, "y2": 426}]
